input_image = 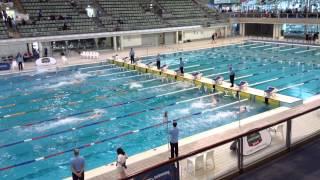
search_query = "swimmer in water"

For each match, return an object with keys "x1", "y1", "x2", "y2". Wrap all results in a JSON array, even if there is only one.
[
  {"x1": 88, "y1": 111, "x2": 103, "y2": 120},
  {"x1": 212, "y1": 96, "x2": 218, "y2": 106},
  {"x1": 236, "y1": 106, "x2": 248, "y2": 114}
]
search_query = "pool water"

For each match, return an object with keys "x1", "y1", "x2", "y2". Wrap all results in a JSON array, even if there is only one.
[
  {"x1": 142, "y1": 41, "x2": 320, "y2": 100},
  {"x1": 0, "y1": 63, "x2": 272, "y2": 179}
]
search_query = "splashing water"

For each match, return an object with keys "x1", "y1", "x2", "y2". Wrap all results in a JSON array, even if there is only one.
[
  {"x1": 129, "y1": 82, "x2": 143, "y2": 89},
  {"x1": 24, "y1": 109, "x2": 106, "y2": 132}
]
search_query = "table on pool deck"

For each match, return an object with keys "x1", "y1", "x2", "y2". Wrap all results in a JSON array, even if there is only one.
[{"x1": 0, "y1": 37, "x2": 246, "y2": 76}]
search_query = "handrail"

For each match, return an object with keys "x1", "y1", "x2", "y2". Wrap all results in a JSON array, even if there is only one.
[
  {"x1": 229, "y1": 12, "x2": 320, "y2": 19},
  {"x1": 122, "y1": 98, "x2": 320, "y2": 179}
]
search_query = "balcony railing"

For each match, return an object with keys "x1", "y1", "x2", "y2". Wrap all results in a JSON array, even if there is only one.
[
  {"x1": 121, "y1": 97, "x2": 320, "y2": 180},
  {"x1": 230, "y1": 12, "x2": 320, "y2": 19}
]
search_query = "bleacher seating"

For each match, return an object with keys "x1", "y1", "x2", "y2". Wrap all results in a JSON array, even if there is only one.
[
  {"x1": 0, "y1": 19, "x2": 9, "y2": 39},
  {"x1": 18, "y1": 0, "x2": 101, "y2": 37},
  {"x1": 158, "y1": 0, "x2": 207, "y2": 19},
  {"x1": 97, "y1": 0, "x2": 167, "y2": 31},
  {"x1": 0, "y1": 0, "x2": 222, "y2": 38}
]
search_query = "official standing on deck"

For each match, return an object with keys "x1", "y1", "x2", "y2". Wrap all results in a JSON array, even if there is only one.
[
  {"x1": 156, "y1": 54, "x2": 161, "y2": 70},
  {"x1": 130, "y1": 48, "x2": 135, "y2": 64},
  {"x1": 70, "y1": 149, "x2": 85, "y2": 180},
  {"x1": 179, "y1": 57, "x2": 184, "y2": 75},
  {"x1": 169, "y1": 121, "x2": 179, "y2": 159},
  {"x1": 229, "y1": 66, "x2": 235, "y2": 87}
]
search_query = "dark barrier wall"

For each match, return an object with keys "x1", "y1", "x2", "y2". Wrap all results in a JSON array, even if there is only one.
[{"x1": 245, "y1": 24, "x2": 274, "y2": 37}]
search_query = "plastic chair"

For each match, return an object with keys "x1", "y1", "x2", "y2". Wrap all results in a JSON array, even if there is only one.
[
  {"x1": 270, "y1": 124, "x2": 284, "y2": 140},
  {"x1": 186, "y1": 154, "x2": 204, "y2": 176},
  {"x1": 205, "y1": 150, "x2": 215, "y2": 170}
]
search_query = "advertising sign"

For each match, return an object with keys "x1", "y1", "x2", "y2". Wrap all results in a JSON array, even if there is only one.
[
  {"x1": 243, "y1": 129, "x2": 272, "y2": 155},
  {"x1": 0, "y1": 63, "x2": 11, "y2": 71},
  {"x1": 134, "y1": 163, "x2": 179, "y2": 180}
]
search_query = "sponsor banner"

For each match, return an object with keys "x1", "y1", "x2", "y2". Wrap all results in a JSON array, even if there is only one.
[
  {"x1": 243, "y1": 129, "x2": 272, "y2": 155},
  {"x1": 0, "y1": 63, "x2": 11, "y2": 71},
  {"x1": 35, "y1": 57, "x2": 57, "y2": 66},
  {"x1": 134, "y1": 163, "x2": 179, "y2": 180}
]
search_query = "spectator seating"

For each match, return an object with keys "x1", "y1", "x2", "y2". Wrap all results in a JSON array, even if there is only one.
[
  {"x1": 18, "y1": 0, "x2": 101, "y2": 37},
  {"x1": 157, "y1": 0, "x2": 207, "y2": 19},
  {"x1": 97, "y1": 0, "x2": 167, "y2": 31},
  {"x1": 0, "y1": 19, "x2": 8, "y2": 39}
]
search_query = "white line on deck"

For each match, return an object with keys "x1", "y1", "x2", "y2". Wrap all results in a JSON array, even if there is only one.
[
  {"x1": 87, "y1": 66, "x2": 121, "y2": 74},
  {"x1": 279, "y1": 47, "x2": 300, "y2": 52},
  {"x1": 137, "y1": 82, "x2": 179, "y2": 91},
  {"x1": 264, "y1": 46, "x2": 285, "y2": 51},
  {"x1": 295, "y1": 49, "x2": 317, "y2": 54},
  {"x1": 100, "y1": 70, "x2": 136, "y2": 77},
  {"x1": 202, "y1": 99, "x2": 248, "y2": 114},
  {"x1": 315, "y1": 52, "x2": 320, "y2": 56},
  {"x1": 157, "y1": 87, "x2": 198, "y2": 97},
  {"x1": 250, "y1": 44, "x2": 271, "y2": 49},
  {"x1": 278, "y1": 83, "x2": 305, "y2": 92},
  {"x1": 238, "y1": 43, "x2": 259, "y2": 48},
  {"x1": 225, "y1": 74, "x2": 254, "y2": 82},
  {"x1": 109, "y1": 74, "x2": 147, "y2": 81},
  {"x1": 176, "y1": 92, "x2": 222, "y2": 104},
  {"x1": 249, "y1": 78, "x2": 279, "y2": 86},
  {"x1": 189, "y1": 67, "x2": 215, "y2": 74},
  {"x1": 205, "y1": 71, "x2": 229, "y2": 78},
  {"x1": 79, "y1": 64, "x2": 113, "y2": 70}
]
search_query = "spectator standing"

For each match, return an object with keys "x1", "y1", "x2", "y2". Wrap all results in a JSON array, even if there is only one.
[
  {"x1": 44, "y1": 48, "x2": 48, "y2": 57},
  {"x1": 179, "y1": 57, "x2": 184, "y2": 74},
  {"x1": 129, "y1": 48, "x2": 135, "y2": 64},
  {"x1": 2, "y1": 10, "x2": 7, "y2": 22},
  {"x1": 16, "y1": 52, "x2": 23, "y2": 71},
  {"x1": 116, "y1": 148, "x2": 128, "y2": 179},
  {"x1": 211, "y1": 33, "x2": 215, "y2": 44},
  {"x1": 169, "y1": 121, "x2": 179, "y2": 159},
  {"x1": 7, "y1": 16, "x2": 12, "y2": 28},
  {"x1": 38, "y1": 9, "x2": 42, "y2": 20},
  {"x1": 70, "y1": 149, "x2": 85, "y2": 180}
]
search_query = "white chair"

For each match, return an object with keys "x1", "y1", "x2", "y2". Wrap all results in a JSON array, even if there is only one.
[
  {"x1": 270, "y1": 124, "x2": 284, "y2": 140},
  {"x1": 186, "y1": 154, "x2": 204, "y2": 176},
  {"x1": 204, "y1": 150, "x2": 215, "y2": 170}
]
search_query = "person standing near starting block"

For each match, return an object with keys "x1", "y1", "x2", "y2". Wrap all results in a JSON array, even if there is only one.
[
  {"x1": 229, "y1": 65, "x2": 235, "y2": 87},
  {"x1": 179, "y1": 57, "x2": 184, "y2": 75},
  {"x1": 129, "y1": 48, "x2": 135, "y2": 64},
  {"x1": 156, "y1": 54, "x2": 161, "y2": 70}
]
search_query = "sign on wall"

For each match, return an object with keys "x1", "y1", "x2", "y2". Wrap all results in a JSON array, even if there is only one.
[{"x1": 0, "y1": 63, "x2": 11, "y2": 71}]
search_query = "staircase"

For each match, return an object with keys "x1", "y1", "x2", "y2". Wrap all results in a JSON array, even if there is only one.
[
  {"x1": 69, "y1": 1, "x2": 106, "y2": 31},
  {"x1": 13, "y1": 0, "x2": 26, "y2": 14}
]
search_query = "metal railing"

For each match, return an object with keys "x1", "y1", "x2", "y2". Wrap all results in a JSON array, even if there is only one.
[
  {"x1": 246, "y1": 36, "x2": 320, "y2": 45},
  {"x1": 230, "y1": 12, "x2": 320, "y2": 19},
  {"x1": 121, "y1": 98, "x2": 320, "y2": 180}
]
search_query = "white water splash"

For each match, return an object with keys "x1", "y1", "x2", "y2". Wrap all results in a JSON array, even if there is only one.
[
  {"x1": 36, "y1": 72, "x2": 91, "y2": 89},
  {"x1": 129, "y1": 82, "x2": 143, "y2": 89},
  {"x1": 23, "y1": 109, "x2": 106, "y2": 132}
]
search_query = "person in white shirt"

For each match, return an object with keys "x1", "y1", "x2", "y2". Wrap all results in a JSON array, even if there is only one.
[{"x1": 116, "y1": 147, "x2": 128, "y2": 178}]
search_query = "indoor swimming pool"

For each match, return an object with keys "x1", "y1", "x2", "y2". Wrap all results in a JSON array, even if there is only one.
[
  {"x1": 0, "y1": 64, "x2": 272, "y2": 179},
  {"x1": 142, "y1": 41, "x2": 320, "y2": 100}
]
